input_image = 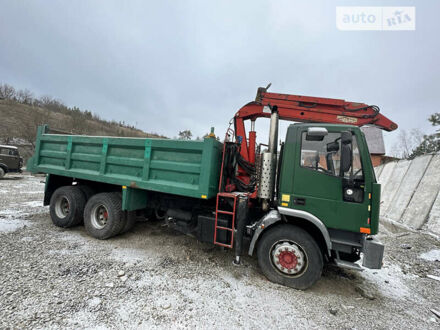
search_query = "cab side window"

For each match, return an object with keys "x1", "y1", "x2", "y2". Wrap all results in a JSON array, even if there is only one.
[
  {"x1": 300, "y1": 132, "x2": 342, "y2": 176},
  {"x1": 350, "y1": 135, "x2": 363, "y2": 179}
]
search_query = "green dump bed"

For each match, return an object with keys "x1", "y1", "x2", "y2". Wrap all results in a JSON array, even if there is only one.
[{"x1": 27, "y1": 126, "x2": 223, "y2": 199}]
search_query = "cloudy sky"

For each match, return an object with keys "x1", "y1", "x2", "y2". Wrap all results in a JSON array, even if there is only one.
[{"x1": 1, "y1": 0, "x2": 439, "y2": 151}]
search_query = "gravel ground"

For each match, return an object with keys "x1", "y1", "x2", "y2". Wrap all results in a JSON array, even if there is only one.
[{"x1": 1, "y1": 174, "x2": 440, "y2": 329}]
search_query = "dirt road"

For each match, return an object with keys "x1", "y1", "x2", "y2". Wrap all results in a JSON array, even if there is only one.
[{"x1": 1, "y1": 174, "x2": 439, "y2": 329}]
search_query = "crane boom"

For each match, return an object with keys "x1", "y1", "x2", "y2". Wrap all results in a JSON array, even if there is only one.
[{"x1": 234, "y1": 87, "x2": 398, "y2": 164}]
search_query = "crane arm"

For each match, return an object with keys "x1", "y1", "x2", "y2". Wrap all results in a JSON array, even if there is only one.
[{"x1": 234, "y1": 87, "x2": 398, "y2": 163}]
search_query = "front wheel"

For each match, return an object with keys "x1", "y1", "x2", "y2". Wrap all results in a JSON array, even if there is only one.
[{"x1": 257, "y1": 224, "x2": 323, "y2": 290}]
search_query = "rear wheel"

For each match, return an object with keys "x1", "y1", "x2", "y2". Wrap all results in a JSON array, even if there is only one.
[
  {"x1": 0, "y1": 167, "x2": 5, "y2": 178},
  {"x1": 257, "y1": 224, "x2": 323, "y2": 290},
  {"x1": 121, "y1": 211, "x2": 137, "y2": 234},
  {"x1": 49, "y1": 186, "x2": 86, "y2": 228},
  {"x1": 84, "y1": 192, "x2": 124, "y2": 239},
  {"x1": 78, "y1": 185, "x2": 95, "y2": 201}
]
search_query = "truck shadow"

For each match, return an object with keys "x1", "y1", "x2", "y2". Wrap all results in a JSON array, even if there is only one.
[
  {"x1": 60, "y1": 217, "x2": 381, "y2": 301},
  {"x1": 136, "y1": 221, "x2": 377, "y2": 295}
]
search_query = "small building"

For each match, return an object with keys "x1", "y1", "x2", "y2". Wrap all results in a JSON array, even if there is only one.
[{"x1": 361, "y1": 126, "x2": 388, "y2": 167}]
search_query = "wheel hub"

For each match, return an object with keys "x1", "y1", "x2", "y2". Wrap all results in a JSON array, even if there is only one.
[
  {"x1": 91, "y1": 204, "x2": 109, "y2": 229},
  {"x1": 272, "y1": 242, "x2": 305, "y2": 275},
  {"x1": 278, "y1": 250, "x2": 298, "y2": 269},
  {"x1": 55, "y1": 196, "x2": 70, "y2": 218},
  {"x1": 62, "y1": 199, "x2": 70, "y2": 215}
]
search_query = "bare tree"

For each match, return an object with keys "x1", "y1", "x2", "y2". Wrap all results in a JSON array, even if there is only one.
[
  {"x1": 0, "y1": 83, "x2": 16, "y2": 100},
  {"x1": 38, "y1": 95, "x2": 67, "y2": 113},
  {"x1": 1, "y1": 82, "x2": 163, "y2": 144},
  {"x1": 391, "y1": 128, "x2": 424, "y2": 159},
  {"x1": 70, "y1": 110, "x2": 86, "y2": 133},
  {"x1": 0, "y1": 121, "x2": 16, "y2": 144},
  {"x1": 178, "y1": 130, "x2": 193, "y2": 140},
  {"x1": 17, "y1": 109, "x2": 51, "y2": 149},
  {"x1": 38, "y1": 95, "x2": 53, "y2": 106},
  {"x1": 16, "y1": 88, "x2": 34, "y2": 105},
  {"x1": 409, "y1": 113, "x2": 440, "y2": 158}
]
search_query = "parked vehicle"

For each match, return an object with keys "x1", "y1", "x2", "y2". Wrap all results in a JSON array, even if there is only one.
[
  {"x1": 27, "y1": 87, "x2": 397, "y2": 289},
  {"x1": 0, "y1": 145, "x2": 23, "y2": 178}
]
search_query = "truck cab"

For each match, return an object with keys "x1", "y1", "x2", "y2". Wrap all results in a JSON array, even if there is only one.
[
  {"x1": 279, "y1": 123, "x2": 379, "y2": 236},
  {"x1": 246, "y1": 122, "x2": 384, "y2": 289},
  {"x1": 0, "y1": 145, "x2": 23, "y2": 178}
]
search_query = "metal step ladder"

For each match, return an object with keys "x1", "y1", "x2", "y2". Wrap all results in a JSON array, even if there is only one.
[{"x1": 214, "y1": 192, "x2": 238, "y2": 248}]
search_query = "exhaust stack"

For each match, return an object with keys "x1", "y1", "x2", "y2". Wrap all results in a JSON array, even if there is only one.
[
  {"x1": 258, "y1": 105, "x2": 279, "y2": 210},
  {"x1": 268, "y1": 106, "x2": 279, "y2": 155}
]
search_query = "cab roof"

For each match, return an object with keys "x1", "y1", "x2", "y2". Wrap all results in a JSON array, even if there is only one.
[{"x1": 0, "y1": 145, "x2": 18, "y2": 149}]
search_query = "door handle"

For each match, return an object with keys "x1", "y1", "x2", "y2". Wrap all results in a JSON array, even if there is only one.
[{"x1": 293, "y1": 198, "x2": 306, "y2": 206}]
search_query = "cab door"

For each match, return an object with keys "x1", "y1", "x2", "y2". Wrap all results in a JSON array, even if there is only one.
[{"x1": 287, "y1": 127, "x2": 370, "y2": 233}]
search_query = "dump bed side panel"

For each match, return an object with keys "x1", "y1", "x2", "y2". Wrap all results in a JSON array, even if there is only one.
[{"x1": 27, "y1": 126, "x2": 222, "y2": 199}]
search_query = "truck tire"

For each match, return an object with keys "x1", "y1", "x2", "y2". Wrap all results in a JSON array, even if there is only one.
[
  {"x1": 0, "y1": 167, "x2": 5, "y2": 178},
  {"x1": 84, "y1": 192, "x2": 125, "y2": 240},
  {"x1": 49, "y1": 186, "x2": 86, "y2": 228},
  {"x1": 257, "y1": 224, "x2": 323, "y2": 290},
  {"x1": 78, "y1": 185, "x2": 95, "y2": 201},
  {"x1": 121, "y1": 211, "x2": 136, "y2": 234}
]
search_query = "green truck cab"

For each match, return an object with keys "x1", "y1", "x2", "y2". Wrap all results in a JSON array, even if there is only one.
[
  {"x1": 279, "y1": 124, "x2": 379, "y2": 235},
  {"x1": 247, "y1": 123, "x2": 383, "y2": 288},
  {"x1": 28, "y1": 119, "x2": 384, "y2": 290}
]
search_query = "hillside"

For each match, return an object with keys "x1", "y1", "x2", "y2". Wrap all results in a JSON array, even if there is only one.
[{"x1": 0, "y1": 99, "x2": 164, "y2": 161}]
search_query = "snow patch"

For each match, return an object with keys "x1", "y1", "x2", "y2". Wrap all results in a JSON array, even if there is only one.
[
  {"x1": 360, "y1": 263, "x2": 416, "y2": 299},
  {"x1": 57, "y1": 230, "x2": 89, "y2": 243},
  {"x1": 0, "y1": 219, "x2": 28, "y2": 233},
  {"x1": 0, "y1": 205, "x2": 47, "y2": 220},
  {"x1": 0, "y1": 209, "x2": 22, "y2": 217},
  {"x1": 22, "y1": 201, "x2": 43, "y2": 208},
  {"x1": 0, "y1": 209, "x2": 34, "y2": 233},
  {"x1": 65, "y1": 310, "x2": 104, "y2": 329},
  {"x1": 110, "y1": 247, "x2": 158, "y2": 264},
  {"x1": 420, "y1": 249, "x2": 440, "y2": 262},
  {"x1": 131, "y1": 267, "x2": 315, "y2": 328},
  {"x1": 88, "y1": 297, "x2": 102, "y2": 308}
]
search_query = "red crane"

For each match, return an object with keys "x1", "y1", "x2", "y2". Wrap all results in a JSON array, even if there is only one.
[
  {"x1": 234, "y1": 85, "x2": 398, "y2": 164},
  {"x1": 218, "y1": 85, "x2": 398, "y2": 196}
]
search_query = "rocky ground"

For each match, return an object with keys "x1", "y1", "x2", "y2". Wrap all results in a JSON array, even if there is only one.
[{"x1": 1, "y1": 174, "x2": 440, "y2": 329}]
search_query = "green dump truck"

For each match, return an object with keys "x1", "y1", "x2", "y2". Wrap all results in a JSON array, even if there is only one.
[{"x1": 28, "y1": 88, "x2": 398, "y2": 289}]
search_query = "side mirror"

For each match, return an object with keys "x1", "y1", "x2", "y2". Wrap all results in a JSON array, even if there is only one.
[
  {"x1": 326, "y1": 141, "x2": 339, "y2": 152},
  {"x1": 341, "y1": 131, "x2": 352, "y2": 145},
  {"x1": 306, "y1": 127, "x2": 328, "y2": 141},
  {"x1": 340, "y1": 132, "x2": 352, "y2": 174}
]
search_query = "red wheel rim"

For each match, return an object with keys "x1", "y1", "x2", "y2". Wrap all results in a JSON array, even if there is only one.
[{"x1": 278, "y1": 250, "x2": 298, "y2": 269}]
